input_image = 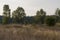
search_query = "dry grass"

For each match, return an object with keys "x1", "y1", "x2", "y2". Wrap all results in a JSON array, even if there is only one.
[{"x1": 0, "y1": 24, "x2": 60, "y2": 40}]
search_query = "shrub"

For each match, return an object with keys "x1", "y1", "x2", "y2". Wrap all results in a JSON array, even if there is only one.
[
  {"x1": 2, "y1": 17, "x2": 9, "y2": 24},
  {"x1": 46, "y1": 16, "x2": 56, "y2": 26}
]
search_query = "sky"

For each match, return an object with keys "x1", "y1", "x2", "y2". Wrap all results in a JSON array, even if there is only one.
[{"x1": 0, "y1": 0, "x2": 60, "y2": 16}]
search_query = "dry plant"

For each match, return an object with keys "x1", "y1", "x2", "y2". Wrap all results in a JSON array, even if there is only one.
[{"x1": 0, "y1": 24, "x2": 60, "y2": 40}]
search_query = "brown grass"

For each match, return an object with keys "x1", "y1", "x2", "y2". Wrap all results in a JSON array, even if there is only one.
[{"x1": 0, "y1": 24, "x2": 60, "y2": 40}]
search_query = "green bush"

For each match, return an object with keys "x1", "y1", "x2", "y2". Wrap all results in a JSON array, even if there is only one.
[
  {"x1": 46, "y1": 17, "x2": 56, "y2": 26},
  {"x1": 2, "y1": 17, "x2": 9, "y2": 24}
]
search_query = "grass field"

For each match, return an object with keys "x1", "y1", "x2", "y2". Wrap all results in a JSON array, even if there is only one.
[{"x1": 0, "y1": 24, "x2": 60, "y2": 40}]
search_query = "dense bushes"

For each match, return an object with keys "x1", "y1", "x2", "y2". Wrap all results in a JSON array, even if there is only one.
[{"x1": 45, "y1": 16, "x2": 56, "y2": 26}]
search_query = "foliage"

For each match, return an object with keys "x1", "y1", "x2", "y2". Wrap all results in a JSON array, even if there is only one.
[
  {"x1": 12, "y1": 7, "x2": 26, "y2": 23},
  {"x1": 2, "y1": 5, "x2": 10, "y2": 24},
  {"x1": 1, "y1": 5, "x2": 60, "y2": 25},
  {"x1": 35, "y1": 9, "x2": 46, "y2": 24},
  {"x1": 55, "y1": 8, "x2": 60, "y2": 23},
  {"x1": 2, "y1": 17, "x2": 9, "y2": 24},
  {"x1": 46, "y1": 16, "x2": 56, "y2": 26},
  {"x1": 55, "y1": 8, "x2": 60, "y2": 16}
]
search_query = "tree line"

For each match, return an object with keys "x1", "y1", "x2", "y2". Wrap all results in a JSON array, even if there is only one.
[{"x1": 1, "y1": 4, "x2": 60, "y2": 26}]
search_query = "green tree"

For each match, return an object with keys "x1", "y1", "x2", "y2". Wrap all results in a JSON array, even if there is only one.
[
  {"x1": 34, "y1": 11, "x2": 40, "y2": 24},
  {"x1": 55, "y1": 8, "x2": 60, "y2": 16},
  {"x1": 2, "y1": 5, "x2": 11, "y2": 24},
  {"x1": 55, "y1": 8, "x2": 60, "y2": 22},
  {"x1": 12, "y1": 7, "x2": 26, "y2": 23},
  {"x1": 35, "y1": 9, "x2": 46, "y2": 24},
  {"x1": 40, "y1": 9, "x2": 46, "y2": 24}
]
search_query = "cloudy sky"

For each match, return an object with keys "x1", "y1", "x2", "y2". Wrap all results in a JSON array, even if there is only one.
[{"x1": 0, "y1": 0, "x2": 60, "y2": 16}]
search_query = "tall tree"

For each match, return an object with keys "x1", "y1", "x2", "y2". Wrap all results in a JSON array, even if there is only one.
[
  {"x1": 2, "y1": 5, "x2": 11, "y2": 24},
  {"x1": 55, "y1": 8, "x2": 60, "y2": 16},
  {"x1": 12, "y1": 7, "x2": 26, "y2": 23},
  {"x1": 35, "y1": 9, "x2": 46, "y2": 24},
  {"x1": 55, "y1": 8, "x2": 60, "y2": 22}
]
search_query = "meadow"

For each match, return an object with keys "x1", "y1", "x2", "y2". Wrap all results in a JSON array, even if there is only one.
[{"x1": 0, "y1": 24, "x2": 60, "y2": 40}]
